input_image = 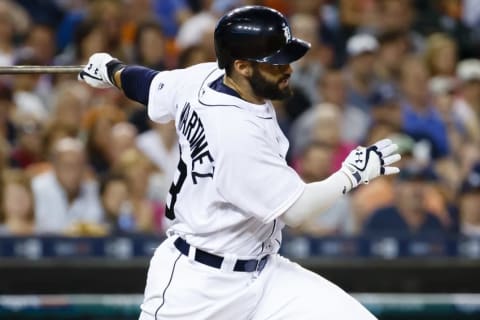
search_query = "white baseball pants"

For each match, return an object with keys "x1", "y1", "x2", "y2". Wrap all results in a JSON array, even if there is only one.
[{"x1": 139, "y1": 236, "x2": 377, "y2": 320}]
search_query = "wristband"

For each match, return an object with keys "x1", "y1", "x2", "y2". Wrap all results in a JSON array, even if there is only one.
[{"x1": 106, "y1": 59, "x2": 126, "y2": 86}]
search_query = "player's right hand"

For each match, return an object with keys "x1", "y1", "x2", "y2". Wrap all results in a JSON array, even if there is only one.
[
  {"x1": 78, "y1": 53, "x2": 116, "y2": 88},
  {"x1": 340, "y1": 138, "x2": 401, "y2": 190}
]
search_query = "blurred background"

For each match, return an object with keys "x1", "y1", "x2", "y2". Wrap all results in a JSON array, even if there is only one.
[{"x1": 1, "y1": 0, "x2": 480, "y2": 319}]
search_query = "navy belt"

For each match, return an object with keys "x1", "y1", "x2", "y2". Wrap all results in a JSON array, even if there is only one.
[{"x1": 174, "y1": 237, "x2": 268, "y2": 272}]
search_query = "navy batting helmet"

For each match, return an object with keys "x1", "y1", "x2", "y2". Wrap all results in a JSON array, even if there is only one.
[{"x1": 214, "y1": 6, "x2": 311, "y2": 69}]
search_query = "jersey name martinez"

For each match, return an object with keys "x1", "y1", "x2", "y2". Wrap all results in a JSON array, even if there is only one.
[{"x1": 178, "y1": 102, "x2": 214, "y2": 183}]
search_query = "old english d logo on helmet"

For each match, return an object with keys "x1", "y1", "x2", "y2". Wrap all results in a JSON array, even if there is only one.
[{"x1": 214, "y1": 6, "x2": 311, "y2": 68}]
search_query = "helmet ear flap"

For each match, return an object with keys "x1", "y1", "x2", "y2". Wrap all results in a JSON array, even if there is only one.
[{"x1": 217, "y1": 50, "x2": 232, "y2": 69}]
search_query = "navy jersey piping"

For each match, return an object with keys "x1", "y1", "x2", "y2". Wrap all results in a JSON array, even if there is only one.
[{"x1": 197, "y1": 67, "x2": 274, "y2": 120}]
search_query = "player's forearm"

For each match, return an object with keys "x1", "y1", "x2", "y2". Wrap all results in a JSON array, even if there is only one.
[
  {"x1": 108, "y1": 62, "x2": 159, "y2": 105},
  {"x1": 281, "y1": 170, "x2": 352, "y2": 227}
]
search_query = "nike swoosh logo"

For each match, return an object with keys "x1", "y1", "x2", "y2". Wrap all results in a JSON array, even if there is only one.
[{"x1": 79, "y1": 70, "x2": 103, "y2": 81}]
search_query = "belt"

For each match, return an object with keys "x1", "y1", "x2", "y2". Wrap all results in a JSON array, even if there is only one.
[{"x1": 174, "y1": 237, "x2": 268, "y2": 272}]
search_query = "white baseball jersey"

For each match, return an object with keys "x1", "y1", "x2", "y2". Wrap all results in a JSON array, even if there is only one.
[{"x1": 147, "y1": 62, "x2": 305, "y2": 258}]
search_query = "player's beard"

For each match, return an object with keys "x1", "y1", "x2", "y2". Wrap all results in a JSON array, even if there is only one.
[{"x1": 248, "y1": 66, "x2": 292, "y2": 100}]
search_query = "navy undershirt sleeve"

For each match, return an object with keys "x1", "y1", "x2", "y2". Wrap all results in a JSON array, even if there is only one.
[{"x1": 120, "y1": 66, "x2": 159, "y2": 105}]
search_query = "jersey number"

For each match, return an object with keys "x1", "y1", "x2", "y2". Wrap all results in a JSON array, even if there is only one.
[{"x1": 166, "y1": 156, "x2": 187, "y2": 220}]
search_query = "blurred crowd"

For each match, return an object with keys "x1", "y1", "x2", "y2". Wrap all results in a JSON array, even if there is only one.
[{"x1": 1, "y1": 0, "x2": 480, "y2": 239}]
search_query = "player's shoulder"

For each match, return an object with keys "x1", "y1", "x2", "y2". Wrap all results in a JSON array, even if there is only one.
[
  {"x1": 184, "y1": 62, "x2": 219, "y2": 73},
  {"x1": 152, "y1": 62, "x2": 220, "y2": 88},
  {"x1": 174, "y1": 62, "x2": 220, "y2": 83}
]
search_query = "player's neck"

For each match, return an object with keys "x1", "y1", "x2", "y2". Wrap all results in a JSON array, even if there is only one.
[{"x1": 223, "y1": 75, "x2": 266, "y2": 105}]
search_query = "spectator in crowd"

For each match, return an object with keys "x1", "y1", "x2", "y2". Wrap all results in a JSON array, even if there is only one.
[
  {"x1": 462, "y1": 0, "x2": 480, "y2": 31},
  {"x1": 84, "y1": 104, "x2": 126, "y2": 175},
  {"x1": 289, "y1": 0, "x2": 340, "y2": 67},
  {"x1": 9, "y1": 114, "x2": 44, "y2": 169},
  {"x1": 23, "y1": 23, "x2": 58, "y2": 108},
  {"x1": 41, "y1": 121, "x2": 78, "y2": 166},
  {"x1": 369, "y1": 83, "x2": 403, "y2": 131},
  {"x1": 54, "y1": 0, "x2": 88, "y2": 53},
  {"x1": 291, "y1": 69, "x2": 369, "y2": 148},
  {"x1": 459, "y1": 163, "x2": 480, "y2": 237},
  {"x1": 121, "y1": 0, "x2": 157, "y2": 59},
  {"x1": 153, "y1": 0, "x2": 192, "y2": 38},
  {"x1": 340, "y1": 0, "x2": 380, "y2": 32},
  {"x1": 453, "y1": 59, "x2": 480, "y2": 145},
  {"x1": 370, "y1": 81, "x2": 457, "y2": 209},
  {"x1": 374, "y1": 30, "x2": 409, "y2": 88},
  {"x1": 399, "y1": 55, "x2": 450, "y2": 160},
  {"x1": 434, "y1": 0, "x2": 477, "y2": 59},
  {"x1": 376, "y1": 0, "x2": 424, "y2": 53},
  {"x1": 16, "y1": 0, "x2": 63, "y2": 28},
  {"x1": 99, "y1": 172, "x2": 135, "y2": 234},
  {"x1": 295, "y1": 140, "x2": 355, "y2": 236},
  {"x1": 289, "y1": 13, "x2": 325, "y2": 105},
  {"x1": 51, "y1": 81, "x2": 90, "y2": 134},
  {"x1": 0, "y1": 84, "x2": 15, "y2": 145},
  {"x1": 350, "y1": 130, "x2": 410, "y2": 234},
  {"x1": 424, "y1": 33, "x2": 458, "y2": 77},
  {"x1": 71, "y1": 20, "x2": 109, "y2": 65},
  {"x1": 132, "y1": 21, "x2": 167, "y2": 70},
  {"x1": 87, "y1": 0, "x2": 125, "y2": 60},
  {"x1": 177, "y1": 44, "x2": 211, "y2": 69},
  {"x1": 429, "y1": 76, "x2": 463, "y2": 143},
  {"x1": 0, "y1": 169, "x2": 35, "y2": 235},
  {"x1": 0, "y1": 6, "x2": 15, "y2": 66},
  {"x1": 11, "y1": 52, "x2": 48, "y2": 121},
  {"x1": 344, "y1": 33, "x2": 379, "y2": 114},
  {"x1": 32, "y1": 137, "x2": 104, "y2": 234},
  {"x1": 320, "y1": 68, "x2": 370, "y2": 143},
  {"x1": 291, "y1": 103, "x2": 355, "y2": 173},
  {"x1": 0, "y1": 0, "x2": 27, "y2": 67},
  {"x1": 427, "y1": 76, "x2": 464, "y2": 195},
  {"x1": 110, "y1": 122, "x2": 138, "y2": 167},
  {"x1": 289, "y1": 0, "x2": 323, "y2": 16},
  {"x1": 175, "y1": 0, "x2": 217, "y2": 61},
  {"x1": 114, "y1": 148, "x2": 165, "y2": 233},
  {"x1": 363, "y1": 165, "x2": 449, "y2": 236},
  {"x1": 24, "y1": 24, "x2": 57, "y2": 66}
]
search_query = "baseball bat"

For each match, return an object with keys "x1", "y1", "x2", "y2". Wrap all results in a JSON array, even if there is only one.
[{"x1": 0, "y1": 65, "x2": 84, "y2": 74}]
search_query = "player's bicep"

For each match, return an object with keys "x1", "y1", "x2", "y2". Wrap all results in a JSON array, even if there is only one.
[{"x1": 147, "y1": 69, "x2": 185, "y2": 123}]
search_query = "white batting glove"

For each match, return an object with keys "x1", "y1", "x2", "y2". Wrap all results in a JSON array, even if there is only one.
[
  {"x1": 340, "y1": 138, "x2": 401, "y2": 191},
  {"x1": 78, "y1": 53, "x2": 116, "y2": 88}
]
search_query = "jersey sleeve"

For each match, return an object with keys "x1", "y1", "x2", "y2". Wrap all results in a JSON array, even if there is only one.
[
  {"x1": 147, "y1": 69, "x2": 184, "y2": 123},
  {"x1": 214, "y1": 118, "x2": 305, "y2": 224}
]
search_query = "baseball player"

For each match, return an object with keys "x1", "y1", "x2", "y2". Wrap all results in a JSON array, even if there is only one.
[{"x1": 79, "y1": 6, "x2": 400, "y2": 320}]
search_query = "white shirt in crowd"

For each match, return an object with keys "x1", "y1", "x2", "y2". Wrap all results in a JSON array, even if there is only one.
[{"x1": 32, "y1": 171, "x2": 104, "y2": 233}]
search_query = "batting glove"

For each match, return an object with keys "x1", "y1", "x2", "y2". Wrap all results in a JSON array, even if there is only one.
[
  {"x1": 78, "y1": 53, "x2": 120, "y2": 88},
  {"x1": 340, "y1": 138, "x2": 401, "y2": 191}
]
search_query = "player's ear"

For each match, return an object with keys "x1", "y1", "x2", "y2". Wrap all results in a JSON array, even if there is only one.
[{"x1": 233, "y1": 60, "x2": 253, "y2": 77}]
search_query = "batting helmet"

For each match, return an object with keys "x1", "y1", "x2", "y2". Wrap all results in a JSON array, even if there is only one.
[{"x1": 214, "y1": 6, "x2": 311, "y2": 69}]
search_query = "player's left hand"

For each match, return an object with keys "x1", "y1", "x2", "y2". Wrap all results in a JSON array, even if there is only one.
[
  {"x1": 78, "y1": 52, "x2": 116, "y2": 88},
  {"x1": 341, "y1": 138, "x2": 401, "y2": 190}
]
